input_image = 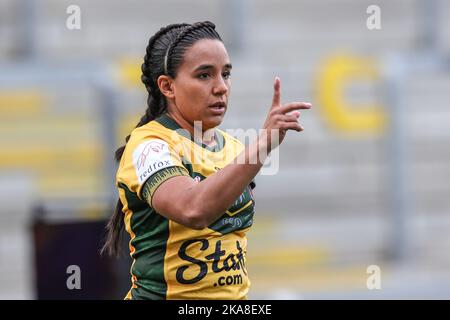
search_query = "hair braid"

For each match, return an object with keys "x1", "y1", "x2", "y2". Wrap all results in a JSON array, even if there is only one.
[{"x1": 139, "y1": 23, "x2": 190, "y2": 125}]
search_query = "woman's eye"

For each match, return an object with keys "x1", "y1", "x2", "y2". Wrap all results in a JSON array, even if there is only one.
[
  {"x1": 198, "y1": 73, "x2": 210, "y2": 79},
  {"x1": 198, "y1": 71, "x2": 231, "y2": 80}
]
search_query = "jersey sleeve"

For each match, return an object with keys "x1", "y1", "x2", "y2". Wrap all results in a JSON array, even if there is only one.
[
  {"x1": 117, "y1": 134, "x2": 190, "y2": 202},
  {"x1": 142, "y1": 165, "x2": 188, "y2": 206}
]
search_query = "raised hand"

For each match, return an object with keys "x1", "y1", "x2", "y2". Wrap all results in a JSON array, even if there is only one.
[{"x1": 261, "y1": 77, "x2": 312, "y2": 152}]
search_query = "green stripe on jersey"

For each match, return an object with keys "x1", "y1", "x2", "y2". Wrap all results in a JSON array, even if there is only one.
[{"x1": 119, "y1": 182, "x2": 169, "y2": 300}]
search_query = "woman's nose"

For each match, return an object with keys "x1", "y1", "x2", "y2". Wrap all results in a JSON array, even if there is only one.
[{"x1": 213, "y1": 78, "x2": 228, "y2": 95}]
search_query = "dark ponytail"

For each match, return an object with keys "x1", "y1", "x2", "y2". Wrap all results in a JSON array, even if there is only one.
[{"x1": 101, "y1": 21, "x2": 223, "y2": 257}]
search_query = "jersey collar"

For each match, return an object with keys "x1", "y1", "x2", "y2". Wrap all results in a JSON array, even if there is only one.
[{"x1": 155, "y1": 113, "x2": 225, "y2": 152}]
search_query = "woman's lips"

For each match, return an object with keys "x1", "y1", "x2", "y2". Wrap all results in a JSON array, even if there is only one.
[{"x1": 208, "y1": 102, "x2": 226, "y2": 115}]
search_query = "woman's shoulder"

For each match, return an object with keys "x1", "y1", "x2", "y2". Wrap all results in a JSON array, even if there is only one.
[
  {"x1": 119, "y1": 120, "x2": 179, "y2": 169},
  {"x1": 128, "y1": 119, "x2": 175, "y2": 146},
  {"x1": 116, "y1": 119, "x2": 183, "y2": 192}
]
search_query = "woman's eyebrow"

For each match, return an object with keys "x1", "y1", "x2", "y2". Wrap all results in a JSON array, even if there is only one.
[{"x1": 193, "y1": 63, "x2": 232, "y2": 72}]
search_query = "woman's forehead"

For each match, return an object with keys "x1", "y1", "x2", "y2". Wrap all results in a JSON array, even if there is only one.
[{"x1": 181, "y1": 39, "x2": 230, "y2": 70}]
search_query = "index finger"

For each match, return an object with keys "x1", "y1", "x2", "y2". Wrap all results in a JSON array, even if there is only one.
[
  {"x1": 278, "y1": 102, "x2": 312, "y2": 114},
  {"x1": 271, "y1": 77, "x2": 281, "y2": 109}
]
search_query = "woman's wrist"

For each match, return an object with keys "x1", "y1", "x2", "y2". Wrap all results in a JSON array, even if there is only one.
[{"x1": 254, "y1": 134, "x2": 271, "y2": 165}]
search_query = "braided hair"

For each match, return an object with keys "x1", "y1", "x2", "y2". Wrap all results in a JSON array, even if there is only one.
[{"x1": 102, "y1": 21, "x2": 223, "y2": 257}]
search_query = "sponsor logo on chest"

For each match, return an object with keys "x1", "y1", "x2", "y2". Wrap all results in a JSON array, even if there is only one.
[{"x1": 176, "y1": 239, "x2": 247, "y2": 288}]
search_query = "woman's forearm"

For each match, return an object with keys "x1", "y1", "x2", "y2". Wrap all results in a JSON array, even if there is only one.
[{"x1": 186, "y1": 135, "x2": 269, "y2": 228}]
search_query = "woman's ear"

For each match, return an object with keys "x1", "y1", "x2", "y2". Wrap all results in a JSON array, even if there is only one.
[{"x1": 157, "y1": 75, "x2": 175, "y2": 99}]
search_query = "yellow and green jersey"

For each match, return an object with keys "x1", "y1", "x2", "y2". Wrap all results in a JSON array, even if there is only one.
[{"x1": 116, "y1": 114, "x2": 255, "y2": 300}]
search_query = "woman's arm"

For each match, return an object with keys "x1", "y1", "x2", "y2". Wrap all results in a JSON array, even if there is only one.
[
  {"x1": 149, "y1": 134, "x2": 265, "y2": 229},
  {"x1": 149, "y1": 77, "x2": 311, "y2": 229}
]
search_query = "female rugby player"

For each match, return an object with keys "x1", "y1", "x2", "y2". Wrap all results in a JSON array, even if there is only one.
[{"x1": 102, "y1": 21, "x2": 311, "y2": 299}]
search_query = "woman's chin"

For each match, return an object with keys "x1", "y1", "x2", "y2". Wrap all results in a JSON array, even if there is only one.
[{"x1": 203, "y1": 115, "x2": 224, "y2": 129}]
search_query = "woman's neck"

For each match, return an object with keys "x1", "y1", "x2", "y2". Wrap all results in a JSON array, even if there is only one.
[{"x1": 166, "y1": 110, "x2": 216, "y2": 146}]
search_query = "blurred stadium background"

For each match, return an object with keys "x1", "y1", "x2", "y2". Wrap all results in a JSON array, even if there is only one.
[{"x1": 1, "y1": 0, "x2": 450, "y2": 299}]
